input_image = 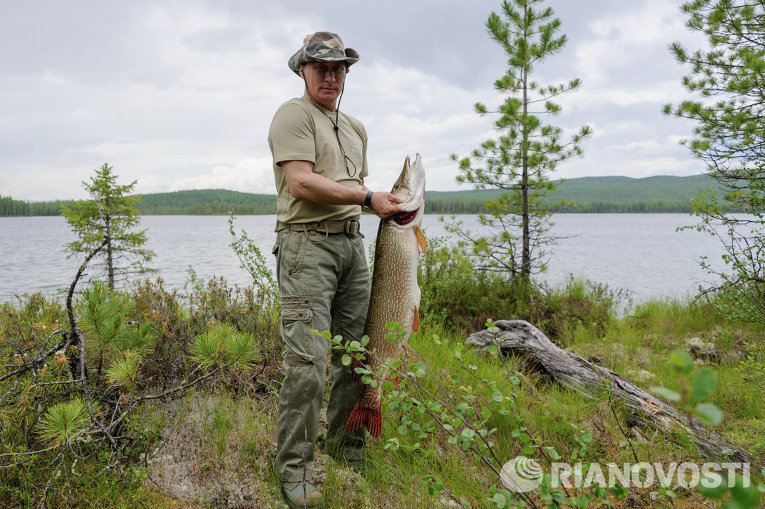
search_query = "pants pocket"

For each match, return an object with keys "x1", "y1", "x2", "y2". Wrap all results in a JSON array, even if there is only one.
[
  {"x1": 280, "y1": 304, "x2": 315, "y2": 364},
  {"x1": 287, "y1": 232, "x2": 306, "y2": 278}
]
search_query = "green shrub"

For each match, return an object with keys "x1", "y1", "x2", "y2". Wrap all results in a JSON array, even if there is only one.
[
  {"x1": 418, "y1": 238, "x2": 627, "y2": 342},
  {"x1": 418, "y1": 238, "x2": 522, "y2": 332},
  {"x1": 128, "y1": 276, "x2": 281, "y2": 385},
  {"x1": 0, "y1": 276, "x2": 279, "y2": 506},
  {"x1": 533, "y1": 277, "x2": 630, "y2": 344}
]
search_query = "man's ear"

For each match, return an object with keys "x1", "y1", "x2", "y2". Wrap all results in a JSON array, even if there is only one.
[{"x1": 298, "y1": 66, "x2": 304, "y2": 78}]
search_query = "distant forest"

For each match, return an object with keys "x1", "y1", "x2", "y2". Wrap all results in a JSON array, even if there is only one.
[
  {"x1": 1, "y1": 174, "x2": 725, "y2": 217},
  {"x1": 427, "y1": 175, "x2": 722, "y2": 214}
]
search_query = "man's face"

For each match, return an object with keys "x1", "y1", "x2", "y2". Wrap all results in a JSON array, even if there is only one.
[{"x1": 301, "y1": 61, "x2": 347, "y2": 111}]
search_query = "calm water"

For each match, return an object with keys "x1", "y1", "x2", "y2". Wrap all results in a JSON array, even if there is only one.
[{"x1": 0, "y1": 214, "x2": 727, "y2": 305}]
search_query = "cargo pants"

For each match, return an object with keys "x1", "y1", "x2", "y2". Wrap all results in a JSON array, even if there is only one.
[{"x1": 273, "y1": 226, "x2": 369, "y2": 483}]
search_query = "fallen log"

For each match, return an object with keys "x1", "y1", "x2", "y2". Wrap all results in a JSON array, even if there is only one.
[{"x1": 465, "y1": 320, "x2": 749, "y2": 462}]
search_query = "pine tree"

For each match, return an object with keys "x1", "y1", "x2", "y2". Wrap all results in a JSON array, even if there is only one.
[
  {"x1": 450, "y1": 0, "x2": 591, "y2": 282},
  {"x1": 62, "y1": 163, "x2": 155, "y2": 290},
  {"x1": 665, "y1": 0, "x2": 764, "y2": 323}
]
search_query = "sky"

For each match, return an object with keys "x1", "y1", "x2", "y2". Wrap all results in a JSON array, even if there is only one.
[{"x1": 0, "y1": 0, "x2": 710, "y2": 202}]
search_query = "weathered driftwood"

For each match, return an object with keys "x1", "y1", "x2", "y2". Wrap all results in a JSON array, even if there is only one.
[{"x1": 465, "y1": 320, "x2": 749, "y2": 462}]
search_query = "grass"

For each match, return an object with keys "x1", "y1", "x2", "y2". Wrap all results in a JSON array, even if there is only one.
[
  {"x1": 1, "y1": 276, "x2": 763, "y2": 508},
  {"x1": 268, "y1": 298, "x2": 760, "y2": 508}
]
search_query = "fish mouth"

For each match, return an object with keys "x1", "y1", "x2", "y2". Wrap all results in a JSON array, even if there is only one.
[
  {"x1": 389, "y1": 154, "x2": 425, "y2": 226},
  {"x1": 392, "y1": 208, "x2": 420, "y2": 225}
]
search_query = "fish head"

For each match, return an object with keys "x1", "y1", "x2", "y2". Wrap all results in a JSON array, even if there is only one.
[{"x1": 389, "y1": 154, "x2": 425, "y2": 228}]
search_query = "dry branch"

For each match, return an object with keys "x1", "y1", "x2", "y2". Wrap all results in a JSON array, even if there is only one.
[{"x1": 465, "y1": 320, "x2": 749, "y2": 462}]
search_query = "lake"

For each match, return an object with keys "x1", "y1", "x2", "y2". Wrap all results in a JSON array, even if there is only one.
[{"x1": 0, "y1": 214, "x2": 728, "y2": 305}]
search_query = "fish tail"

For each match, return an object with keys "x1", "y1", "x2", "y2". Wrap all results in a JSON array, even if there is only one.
[
  {"x1": 345, "y1": 398, "x2": 383, "y2": 439},
  {"x1": 350, "y1": 356, "x2": 364, "y2": 384}
]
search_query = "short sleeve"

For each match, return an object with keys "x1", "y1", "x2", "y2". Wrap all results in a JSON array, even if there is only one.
[{"x1": 268, "y1": 101, "x2": 316, "y2": 166}]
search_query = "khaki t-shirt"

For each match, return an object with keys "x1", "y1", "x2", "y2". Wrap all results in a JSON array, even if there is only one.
[{"x1": 268, "y1": 95, "x2": 368, "y2": 224}]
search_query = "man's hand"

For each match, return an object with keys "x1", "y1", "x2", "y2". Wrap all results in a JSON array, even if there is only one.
[{"x1": 370, "y1": 192, "x2": 402, "y2": 219}]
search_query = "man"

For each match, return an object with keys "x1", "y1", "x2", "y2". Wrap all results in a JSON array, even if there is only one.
[{"x1": 268, "y1": 32, "x2": 400, "y2": 508}]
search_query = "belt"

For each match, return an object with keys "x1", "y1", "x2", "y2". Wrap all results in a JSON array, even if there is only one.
[{"x1": 275, "y1": 216, "x2": 361, "y2": 236}]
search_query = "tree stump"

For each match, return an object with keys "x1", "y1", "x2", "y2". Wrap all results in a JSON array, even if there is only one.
[{"x1": 465, "y1": 320, "x2": 749, "y2": 462}]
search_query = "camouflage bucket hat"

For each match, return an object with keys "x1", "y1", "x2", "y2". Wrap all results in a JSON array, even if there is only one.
[{"x1": 288, "y1": 32, "x2": 360, "y2": 76}]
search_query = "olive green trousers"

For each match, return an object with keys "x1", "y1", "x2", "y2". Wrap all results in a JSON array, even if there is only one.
[{"x1": 273, "y1": 228, "x2": 369, "y2": 483}]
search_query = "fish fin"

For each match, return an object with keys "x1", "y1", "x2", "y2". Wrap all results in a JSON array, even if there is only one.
[
  {"x1": 414, "y1": 226, "x2": 427, "y2": 254},
  {"x1": 345, "y1": 398, "x2": 364, "y2": 432},
  {"x1": 345, "y1": 398, "x2": 383, "y2": 439},
  {"x1": 412, "y1": 305, "x2": 420, "y2": 333},
  {"x1": 350, "y1": 355, "x2": 364, "y2": 384},
  {"x1": 369, "y1": 406, "x2": 383, "y2": 439}
]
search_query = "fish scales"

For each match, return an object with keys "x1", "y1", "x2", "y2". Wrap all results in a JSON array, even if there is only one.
[
  {"x1": 362, "y1": 222, "x2": 420, "y2": 380},
  {"x1": 346, "y1": 154, "x2": 426, "y2": 439}
]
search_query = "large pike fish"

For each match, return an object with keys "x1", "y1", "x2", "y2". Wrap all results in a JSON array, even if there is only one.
[{"x1": 345, "y1": 154, "x2": 426, "y2": 439}]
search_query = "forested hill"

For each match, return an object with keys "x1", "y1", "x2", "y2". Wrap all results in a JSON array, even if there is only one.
[
  {"x1": 428, "y1": 174, "x2": 720, "y2": 214},
  {"x1": 1, "y1": 174, "x2": 721, "y2": 216},
  {"x1": 138, "y1": 189, "x2": 275, "y2": 215}
]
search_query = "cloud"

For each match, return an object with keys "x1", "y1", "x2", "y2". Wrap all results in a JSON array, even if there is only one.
[
  {"x1": 0, "y1": 0, "x2": 708, "y2": 201},
  {"x1": 590, "y1": 0, "x2": 685, "y2": 43},
  {"x1": 137, "y1": 156, "x2": 273, "y2": 194}
]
